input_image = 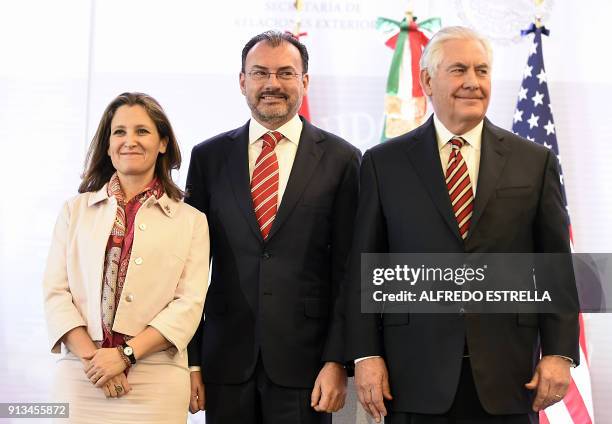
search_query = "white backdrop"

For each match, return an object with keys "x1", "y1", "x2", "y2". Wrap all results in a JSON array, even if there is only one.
[{"x1": 1, "y1": 1, "x2": 610, "y2": 423}]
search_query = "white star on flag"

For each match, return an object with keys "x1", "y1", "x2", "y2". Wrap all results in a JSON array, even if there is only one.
[
  {"x1": 523, "y1": 65, "x2": 533, "y2": 78},
  {"x1": 544, "y1": 120, "x2": 555, "y2": 135},
  {"x1": 527, "y1": 113, "x2": 539, "y2": 129},
  {"x1": 518, "y1": 86, "x2": 528, "y2": 101},
  {"x1": 528, "y1": 41, "x2": 538, "y2": 56},
  {"x1": 527, "y1": 136, "x2": 535, "y2": 142},
  {"x1": 536, "y1": 69, "x2": 547, "y2": 84},
  {"x1": 513, "y1": 110, "x2": 523, "y2": 123},
  {"x1": 531, "y1": 91, "x2": 544, "y2": 107},
  {"x1": 544, "y1": 141, "x2": 552, "y2": 149}
]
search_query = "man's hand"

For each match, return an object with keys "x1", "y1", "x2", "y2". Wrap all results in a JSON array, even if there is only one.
[
  {"x1": 310, "y1": 362, "x2": 347, "y2": 413},
  {"x1": 189, "y1": 371, "x2": 205, "y2": 414},
  {"x1": 84, "y1": 348, "x2": 127, "y2": 387},
  {"x1": 354, "y1": 357, "x2": 392, "y2": 423},
  {"x1": 102, "y1": 373, "x2": 131, "y2": 398},
  {"x1": 525, "y1": 355, "x2": 572, "y2": 412}
]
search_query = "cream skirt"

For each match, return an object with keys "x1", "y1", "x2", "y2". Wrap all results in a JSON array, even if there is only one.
[{"x1": 52, "y1": 349, "x2": 190, "y2": 423}]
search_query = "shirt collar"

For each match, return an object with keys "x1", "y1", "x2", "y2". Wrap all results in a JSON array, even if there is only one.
[
  {"x1": 433, "y1": 114, "x2": 483, "y2": 152},
  {"x1": 248, "y1": 114, "x2": 303, "y2": 146}
]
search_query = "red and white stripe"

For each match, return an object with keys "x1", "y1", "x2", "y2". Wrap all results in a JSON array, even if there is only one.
[
  {"x1": 542, "y1": 234, "x2": 594, "y2": 424},
  {"x1": 446, "y1": 137, "x2": 474, "y2": 240},
  {"x1": 251, "y1": 131, "x2": 282, "y2": 239}
]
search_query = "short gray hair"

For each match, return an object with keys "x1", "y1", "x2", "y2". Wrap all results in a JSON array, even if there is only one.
[{"x1": 420, "y1": 26, "x2": 493, "y2": 76}]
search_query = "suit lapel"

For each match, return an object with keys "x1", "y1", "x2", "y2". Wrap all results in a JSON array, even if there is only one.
[
  {"x1": 466, "y1": 118, "x2": 509, "y2": 241},
  {"x1": 226, "y1": 121, "x2": 264, "y2": 243},
  {"x1": 266, "y1": 118, "x2": 324, "y2": 241},
  {"x1": 405, "y1": 116, "x2": 463, "y2": 242}
]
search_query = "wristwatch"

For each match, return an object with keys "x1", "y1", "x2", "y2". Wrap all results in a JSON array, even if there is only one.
[{"x1": 121, "y1": 342, "x2": 137, "y2": 365}]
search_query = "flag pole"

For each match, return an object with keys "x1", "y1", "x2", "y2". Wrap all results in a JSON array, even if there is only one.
[
  {"x1": 534, "y1": 0, "x2": 544, "y2": 28},
  {"x1": 289, "y1": 0, "x2": 311, "y2": 121},
  {"x1": 293, "y1": 0, "x2": 303, "y2": 36}
]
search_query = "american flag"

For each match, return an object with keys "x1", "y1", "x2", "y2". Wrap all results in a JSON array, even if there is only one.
[{"x1": 512, "y1": 24, "x2": 595, "y2": 424}]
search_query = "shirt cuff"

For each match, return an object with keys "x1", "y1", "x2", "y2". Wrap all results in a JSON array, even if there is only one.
[
  {"x1": 189, "y1": 366, "x2": 202, "y2": 372},
  {"x1": 354, "y1": 356, "x2": 381, "y2": 364},
  {"x1": 552, "y1": 355, "x2": 576, "y2": 368}
]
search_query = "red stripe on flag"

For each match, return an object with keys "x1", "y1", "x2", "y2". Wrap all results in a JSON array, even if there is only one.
[
  {"x1": 579, "y1": 314, "x2": 589, "y2": 366},
  {"x1": 539, "y1": 411, "x2": 550, "y2": 424},
  {"x1": 408, "y1": 23, "x2": 425, "y2": 98},
  {"x1": 385, "y1": 32, "x2": 399, "y2": 49},
  {"x1": 563, "y1": 377, "x2": 592, "y2": 424},
  {"x1": 299, "y1": 95, "x2": 311, "y2": 122}
]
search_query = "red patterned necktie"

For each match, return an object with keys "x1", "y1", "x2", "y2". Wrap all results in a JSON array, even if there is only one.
[
  {"x1": 446, "y1": 137, "x2": 474, "y2": 240},
  {"x1": 251, "y1": 131, "x2": 282, "y2": 239}
]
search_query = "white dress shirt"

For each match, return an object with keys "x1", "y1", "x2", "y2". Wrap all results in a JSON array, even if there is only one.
[
  {"x1": 434, "y1": 115, "x2": 483, "y2": 194},
  {"x1": 248, "y1": 114, "x2": 303, "y2": 204}
]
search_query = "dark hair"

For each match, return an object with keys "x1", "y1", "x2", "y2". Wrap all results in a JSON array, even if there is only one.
[
  {"x1": 241, "y1": 30, "x2": 309, "y2": 73},
  {"x1": 78, "y1": 92, "x2": 184, "y2": 200}
]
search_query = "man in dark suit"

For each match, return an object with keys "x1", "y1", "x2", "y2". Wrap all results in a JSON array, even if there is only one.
[
  {"x1": 185, "y1": 31, "x2": 361, "y2": 423},
  {"x1": 345, "y1": 26, "x2": 579, "y2": 423}
]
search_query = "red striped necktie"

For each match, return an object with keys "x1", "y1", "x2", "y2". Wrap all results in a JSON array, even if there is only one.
[
  {"x1": 251, "y1": 131, "x2": 282, "y2": 239},
  {"x1": 446, "y1": 137, "x2": 474, "y2": 240}
]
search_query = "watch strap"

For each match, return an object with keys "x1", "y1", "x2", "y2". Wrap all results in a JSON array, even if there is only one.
[
  {"x1": 120, "y1": 342, "x2": 136, "y2": 365},
  {"x1": 116, "y1": 345, "x2": 132, "y2": 369}
]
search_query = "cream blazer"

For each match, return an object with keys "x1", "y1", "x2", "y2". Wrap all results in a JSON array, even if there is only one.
[{"x1": 43, "y1": 184, "x2": 209, "y2": 358}]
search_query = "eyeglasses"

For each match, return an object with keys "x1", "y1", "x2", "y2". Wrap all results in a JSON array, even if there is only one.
[{"x1": 246, "y1": 70, "x2": 303, "y2": 81}]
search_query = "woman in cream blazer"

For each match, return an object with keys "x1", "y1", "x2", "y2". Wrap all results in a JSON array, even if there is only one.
[{"x1": 43, "y1": 92, "x2": 209, "y2": 423}]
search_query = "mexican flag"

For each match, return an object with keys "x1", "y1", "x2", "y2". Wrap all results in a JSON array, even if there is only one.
[{"x1": 378, "y1": 15, "x2": 441, "y2": 141}]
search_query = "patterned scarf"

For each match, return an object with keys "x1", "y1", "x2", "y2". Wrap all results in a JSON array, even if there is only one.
[{"x1": 101, "y1": 173, "x2": 164, "y2": 348}]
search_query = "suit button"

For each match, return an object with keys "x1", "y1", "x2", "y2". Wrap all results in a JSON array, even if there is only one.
[
  {"x1": 262, "y1": 252, "x2": 271, "y2": 260},
  {"x1": 125, "y1": 294, "x2": 134, "y2": 302},
  {"x1": 134, "y1": 257, "x2": 143, "y2": 265},
  {"x1": 139, "y1": 223, "x2": 146, "y2": 231},
  {"x1": 459, "y1": 307, "x2": 465, "y2": 314}
]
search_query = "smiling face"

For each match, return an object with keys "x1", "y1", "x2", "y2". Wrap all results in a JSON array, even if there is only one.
[
  {"x1": 107, "y1": 104, "x2": 167, "y2": 182},
  {"x1": 420, "y1": 38, "x2": 491, "y2": 134},
  {"x1": 239, "y1": 40, "x2": 309, "y2": 129}
]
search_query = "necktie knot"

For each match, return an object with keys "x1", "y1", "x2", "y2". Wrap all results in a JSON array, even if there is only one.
[
  {"x1": 449, "y1": 137, "x2": 465, "y2": 150},
  {"x1": 262, "y1": 131, "x2": 283, "y2": 149}
]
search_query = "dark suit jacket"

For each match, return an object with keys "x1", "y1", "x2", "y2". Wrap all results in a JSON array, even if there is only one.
[
  {"x1": 345, "y1": 116, "x2": 579, "y2": 414},
  {"x1": 186, "y1": 117, "x2": 361, "y2": 388}
]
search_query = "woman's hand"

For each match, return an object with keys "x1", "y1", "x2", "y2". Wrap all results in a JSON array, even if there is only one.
[
  {"x1": 84, "y1": 348, "x2": 127, "y2": 387},
  {"x1": 102, "y1": 373, "x2": 132, "y2": 398}
]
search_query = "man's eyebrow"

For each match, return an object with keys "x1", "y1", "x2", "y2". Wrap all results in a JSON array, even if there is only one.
[
  {"x1": 445, "y1": 62, "x2": 490, "y2": 70},
  {"x1": 249, "y1": 65, "x2": 297, "y2": 71},
  {"x1": 277, "y1": 66, "x2": 297, "y2": 71},
  {"x1": 446, "y1": 62, "x2": 468, "y2": 70}
]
